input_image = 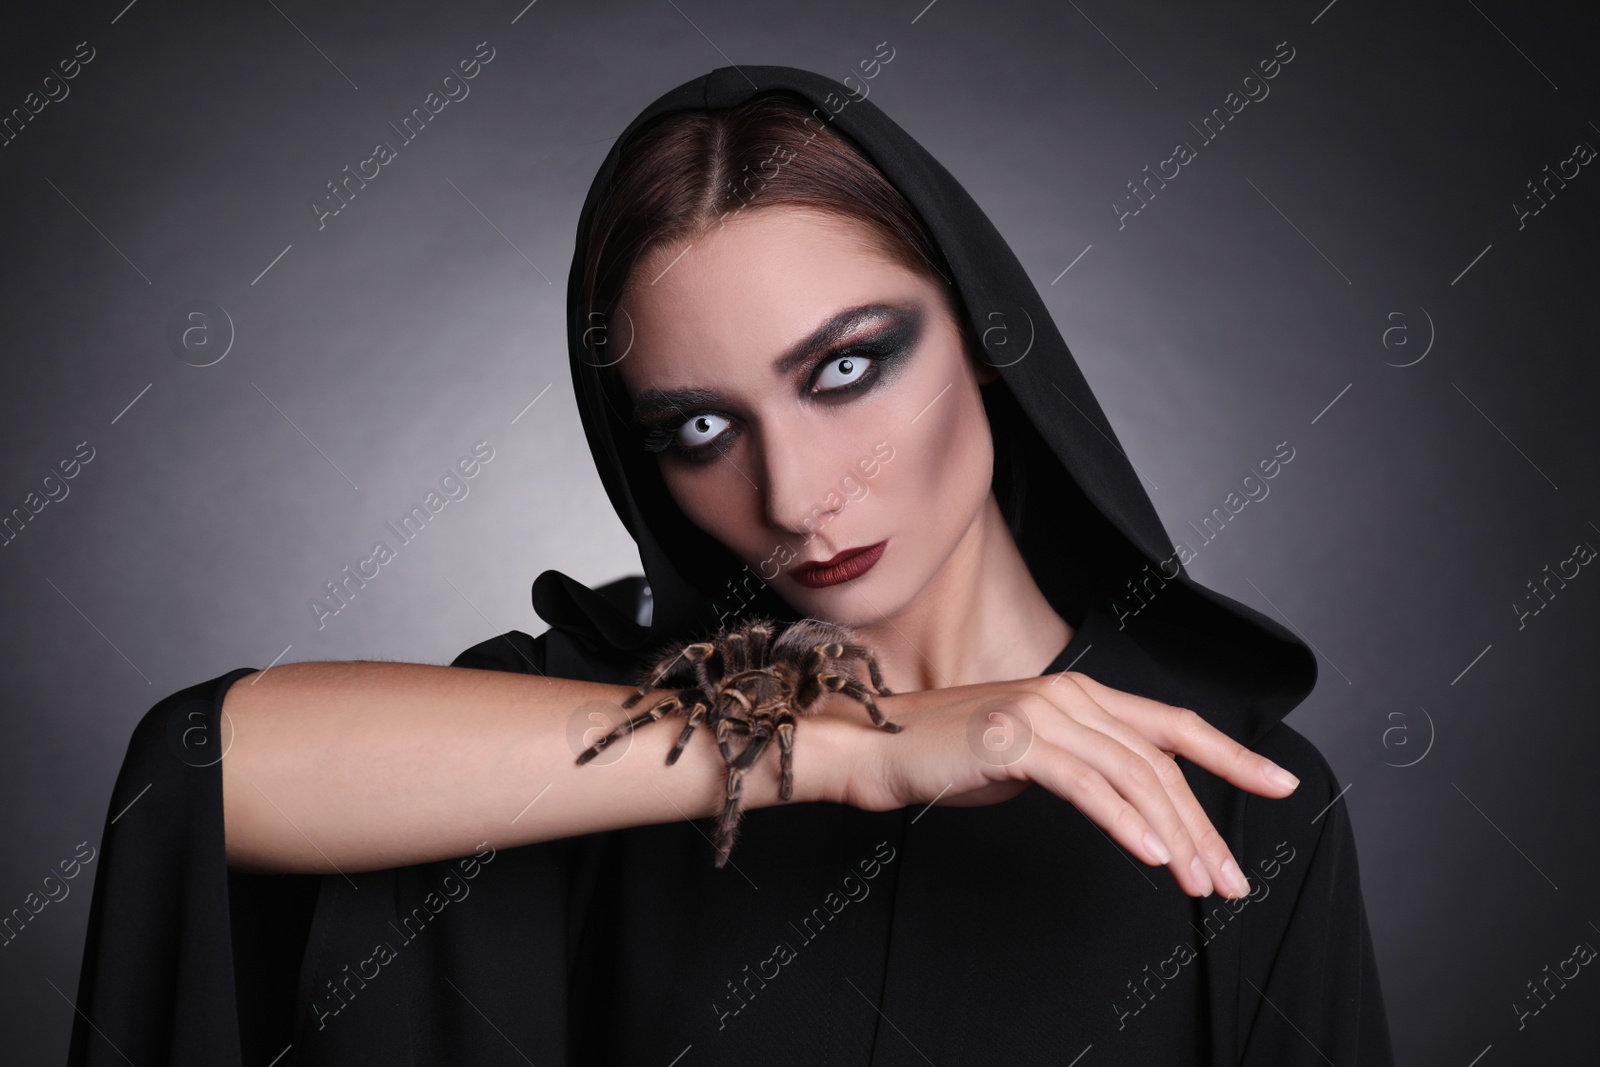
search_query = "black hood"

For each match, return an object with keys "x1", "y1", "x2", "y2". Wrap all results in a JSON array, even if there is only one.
[{"x1": 531, "y1": 63, "x2": 1317, "y2": 747}]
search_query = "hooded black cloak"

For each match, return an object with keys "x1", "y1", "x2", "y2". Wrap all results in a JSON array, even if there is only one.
[{"x1": 69, "y1": 65, "x2": 1395, "y2": 1065}]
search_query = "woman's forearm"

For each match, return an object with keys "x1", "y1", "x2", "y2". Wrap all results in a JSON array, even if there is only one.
[{"x1": 219, "y1": 661, "x2": 848, "y2": 874}]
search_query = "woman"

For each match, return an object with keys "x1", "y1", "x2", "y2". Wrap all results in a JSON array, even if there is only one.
[{"x1": 69, "y1": 65, "x2": 1394, "y2": 1064}]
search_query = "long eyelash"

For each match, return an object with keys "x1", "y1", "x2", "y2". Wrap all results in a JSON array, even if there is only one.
[
  {"x1": 639, "y1": 424, "x2": 677, "y2": 454},
  {"x1": 639, "y1": 416, "x2": 734, "y2": 461}
]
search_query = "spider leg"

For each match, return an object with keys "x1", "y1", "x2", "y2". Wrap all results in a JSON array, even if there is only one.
[
  {"x1": 746, "y1": 620, "x2": 776, "y2": 664},
  {"x1": 724, "y1": 631, "x2": 749, "y2": 673},
  {"x1": 775, "y1": 709, "x2": 797, "y2": 801},
  {"x1": 792, "y1": 668, "x2": 817, "y2": 707},
  {"x1": 712, "y1": 764, "x2": 748, "y2": 869},
  {"x1": 712, "y1": 709, "x2": 747, "y2": 766},
  {"x1": 711, "y1": 696, "x2": 767, "y2": 775},
  {"x1": 792, "y1": 642, "x2": 855, "y2": 708},
  {"x1": 711, "y1": 737, "x2": 777, "y2": 867},
  {"x1": 577, "y1": 691, "x2": 696, "y2": 764},
  {"x1": 838, "y1": 643, "x2": 895, "y2": 696},
  {"x1": 623, "y1": 644, "x2": 712, "y2": 709},
  {"x1": 665, "y1": 699, "x2": 711, "y2": 765},
  {"x1": 689, "y1": 645, "x2": 728, "y2": 697},
  {"x1": 702, "y1": 713, "x2": 752, "y2": 736},
  {"x1": 800, "y1": 642, "x2": 847, "y2": 679},
  {"x1": 815, "y1": 674, "x2": 902, "y2": 733},
  {"x1": 727, "y1": 722, "x2": 774, "y2": 772}
]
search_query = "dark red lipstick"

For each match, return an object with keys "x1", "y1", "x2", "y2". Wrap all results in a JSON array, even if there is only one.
[{"x1": 790, "y1": 540, "x2": 887, "y2": 588}]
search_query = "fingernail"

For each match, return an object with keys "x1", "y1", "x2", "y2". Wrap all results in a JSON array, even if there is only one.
[
  {"x1": 1265, "y1": 763, "x2": 1299, "y2": 790},
  {"x1": 1143, "y1": 831, "x2": 1172, "y2": 865},
  {"x1": 1189, "y1": 854, "x2": 1213, "y2": 896},
  {"x1": 1220, "y1": 856, "x2": 1250, "y2": 898}
]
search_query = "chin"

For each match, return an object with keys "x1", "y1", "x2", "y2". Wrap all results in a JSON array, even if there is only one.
[{"x1": 782, "y1": 567, "x2": 909, "y2": 630}]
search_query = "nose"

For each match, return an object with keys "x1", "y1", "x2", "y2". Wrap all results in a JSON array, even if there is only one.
[{"x1": 756, "y1": 416, "x2": 843, "y2": 539}]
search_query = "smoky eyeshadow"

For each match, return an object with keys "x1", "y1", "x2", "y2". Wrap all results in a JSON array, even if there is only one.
[{"x1": 632, "y1": 300, "x2": 928, "y2": 458}]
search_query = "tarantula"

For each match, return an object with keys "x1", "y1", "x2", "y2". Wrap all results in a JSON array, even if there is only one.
[{"x1": 575, "y1": 616, "x2": 902, "y2": 868}]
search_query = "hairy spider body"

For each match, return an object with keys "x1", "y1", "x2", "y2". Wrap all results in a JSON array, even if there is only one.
[{"x1": 575, "y1": 616, "x2": 902, "y2": 867}]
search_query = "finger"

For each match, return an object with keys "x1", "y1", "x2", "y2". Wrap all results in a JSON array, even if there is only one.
[
  {"x1": 1043, "y1": 691, "x2": 1248, "y2": 899},
  {"x1": 1014, "y1": 741, "x2": 1196, "y2": 888},
  {"x1": 1026, "y1": 707, "x2": 1215, "y2": 897},
  {"x1": 1054, "y1": 673, "x2": 1301, "y2": 797}
]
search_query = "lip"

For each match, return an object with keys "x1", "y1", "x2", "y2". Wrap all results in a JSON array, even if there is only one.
[{"x1": 790, "y1": 539, "x2": 888, "y2": 588}]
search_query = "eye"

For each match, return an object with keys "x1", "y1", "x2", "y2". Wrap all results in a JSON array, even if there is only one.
[
  {"x1": 639, "y1": 326, "x2": 911, "y2": 463},
  {"x1": 813, "y1": 353, "x2": 874, "y2": 392},
  {"x1": 676, "y1": 412, "x2": 731, "y2": 449}
]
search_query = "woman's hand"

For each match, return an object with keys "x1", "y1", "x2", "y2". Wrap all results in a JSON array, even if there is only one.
[{"x1": 810, "y1": 670, "x2": 1300, "y2": 899}]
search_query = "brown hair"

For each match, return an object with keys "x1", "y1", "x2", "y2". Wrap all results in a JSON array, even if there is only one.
[
  {"x1": 578, "y1": 89, "x2": 1027, "y2": 538},
  {"x1": 580, "y1": 89, "x2": 955, "y2": 338}
]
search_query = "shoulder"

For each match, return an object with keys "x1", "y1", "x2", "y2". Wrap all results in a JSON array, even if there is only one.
[
  {"x1": 1234, "y1": 718, "x2": 1367, "y2": 895},
  {"x1": 1249, "y1": 719, "x2": 1344, "y2": 818}
]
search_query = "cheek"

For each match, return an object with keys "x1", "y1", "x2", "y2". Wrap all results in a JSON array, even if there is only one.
[
  {"x1": 896, "y1": 389, "x2": 992, "y2": 503},
  {"x1": 663, "y1": 467, "x2": 762, "y2": 548}
]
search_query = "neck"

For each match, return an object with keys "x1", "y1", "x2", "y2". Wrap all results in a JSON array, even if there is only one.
[{"x1": 851, "y1": 492, "x2": 1072, "y2": 692}]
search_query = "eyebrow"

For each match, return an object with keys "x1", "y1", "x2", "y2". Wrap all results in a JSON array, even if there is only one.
[{"x1": 629, "y1": 302, "x2": 906, "y2": 424}]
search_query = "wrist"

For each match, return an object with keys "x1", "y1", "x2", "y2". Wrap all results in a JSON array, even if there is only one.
[{"x1": 792, "y1": 699, "x2": 859, "y2": 807}]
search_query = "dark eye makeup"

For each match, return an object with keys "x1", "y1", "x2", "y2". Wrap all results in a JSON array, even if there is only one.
[{"x1": 635, "y1": 307, "x2": 923, "y2": 465}]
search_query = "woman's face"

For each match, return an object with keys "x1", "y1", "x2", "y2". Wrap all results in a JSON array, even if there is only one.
[{"x1": 613, "y1": 205, "x2": 1001, "y2": 627}]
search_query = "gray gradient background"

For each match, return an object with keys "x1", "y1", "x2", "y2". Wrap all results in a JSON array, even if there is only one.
[{"x1": 3, "y1": 0, "x2": 1597, "y2": 1062}]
